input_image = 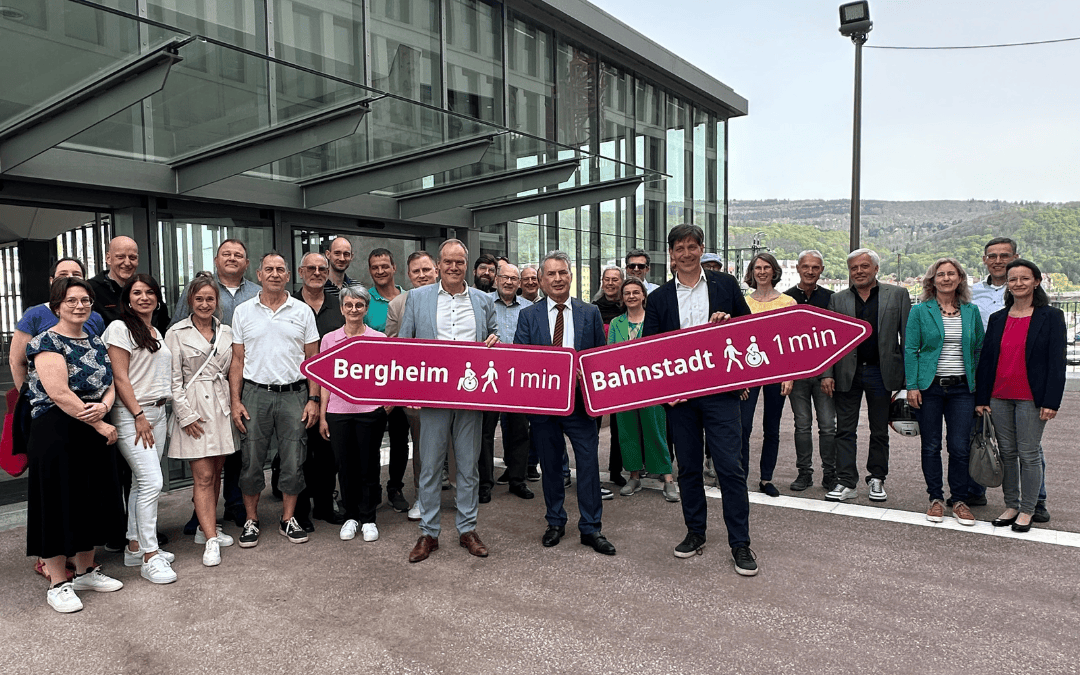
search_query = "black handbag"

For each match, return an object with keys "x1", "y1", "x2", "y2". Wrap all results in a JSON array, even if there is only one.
[{"x1": 968, "y1": 412, "x2": 1003, "y2": 488}]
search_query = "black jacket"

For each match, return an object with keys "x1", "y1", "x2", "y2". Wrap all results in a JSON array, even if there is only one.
[{"x1": 975, "y1": 305, "x2": 1066, "y2": 410}]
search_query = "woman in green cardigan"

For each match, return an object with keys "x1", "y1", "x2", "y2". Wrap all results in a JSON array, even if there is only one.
[
  {"x1": 608, "y1": 278, "x2": 679, "y2": 502},
  {"x1": 904, "y1": 258, "x2": 984, "y2": 526}
]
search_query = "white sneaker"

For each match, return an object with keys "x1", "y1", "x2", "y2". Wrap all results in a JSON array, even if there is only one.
[
  {"x1": 47, "y1": 582, "x2": 83, "y2": 613},
  {"x1": 202, "y1": 538, "x2": 221, "y2": 567},
  {"x1": 195, "y1": 525, "x2": 234, "y2": 547},
  {"x1": 407, "y1": 501, "x2": 422, "y2": 521},
  {"x1": 140, "y1": 554, "x2": 178, "y2": 584},
  {"x1": 825, "y1": 484, "x2": 858, "y2": 502},
  {"x1": 340, "y1": 519, "x2": 359, "y2": 541},
  {"x1": 868, "y1": 478, "x2": 887, "y2": 502},
  {"x1": 124, "y1": 547, "x2": 175, "y2": 567},
  {"x1": 72, "y1": 566, "x2": 123, "y2": 592},
  {"x1": 361, "y1": 523, "x2": 379, "y2": 542}
]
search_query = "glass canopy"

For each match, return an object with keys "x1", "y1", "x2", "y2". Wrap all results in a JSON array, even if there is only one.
[{"x1": 0, "y1": 1, "x2": 664, "y2": 223}]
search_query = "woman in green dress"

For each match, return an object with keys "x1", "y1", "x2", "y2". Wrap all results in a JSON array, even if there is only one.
[{"x1": 607, "y1": 277, "x2": 679, "y2": 502}]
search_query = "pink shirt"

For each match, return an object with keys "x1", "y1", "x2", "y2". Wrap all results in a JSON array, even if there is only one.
[
  {"x1": 992, "y1": 315, "x2": 1033, "y2": 401},
  {"x1": 320, "y1": 325, "x2": 385, "y2": 414}
]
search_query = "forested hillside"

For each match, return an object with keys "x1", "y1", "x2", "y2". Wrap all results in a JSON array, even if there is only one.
[{"x1": 729, "y1": 200, "x2": 1080, "y2": 285}]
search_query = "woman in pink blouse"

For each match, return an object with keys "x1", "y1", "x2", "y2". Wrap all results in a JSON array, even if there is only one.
[{"x1": 318, "y1": 285, "x2": 388, "y2": 543}]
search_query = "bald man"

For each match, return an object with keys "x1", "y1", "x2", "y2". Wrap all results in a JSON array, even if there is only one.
[{"x1": 89, "y1": 236, "x2": 170, "y2": 333}]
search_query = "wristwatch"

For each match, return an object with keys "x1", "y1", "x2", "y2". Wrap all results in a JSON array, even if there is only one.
[{"x1": 307, "y1": 395, "x2": 321, "y2": 403}]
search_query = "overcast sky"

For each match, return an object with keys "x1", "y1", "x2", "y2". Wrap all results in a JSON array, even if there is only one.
[{"x1": 587, "y1": 0, "x2": 1080, "y2": 203}]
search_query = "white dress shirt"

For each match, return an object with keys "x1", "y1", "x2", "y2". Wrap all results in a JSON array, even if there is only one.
[
  {"x1": 676, "y1": 267, "x2": 710, "y2": 329},
  {"x1": 546, "y1": 296, "x2": 575, "y2": 348},
  {"x1": 436, "y1": 283, "x2": 477, "y2": 342}
]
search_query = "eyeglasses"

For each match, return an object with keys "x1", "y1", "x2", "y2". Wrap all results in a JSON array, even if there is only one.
[
  {"x1": 984, "y1": 253, "x2": 1014, "y2": 261},
  {"x1": 626, "y1": 263, "x2": 648, "y2": 271},
  {"x1": 302, "y1": 265, "x2": 329, "y2": 273},
  {"x1": 497, "y1": 275, "x2": 520, "y2": 282},
  {"x1": 63, "y1": 297, "x2": 93, "y2": 307}
]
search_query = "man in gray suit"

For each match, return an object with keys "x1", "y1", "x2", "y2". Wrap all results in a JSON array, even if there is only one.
[
  {"x1": 398, "y1": 239, "x2": 499, "y2": 562},
  {"x1": 821, "y1": 249, "x2": 911, "y2": 503}
]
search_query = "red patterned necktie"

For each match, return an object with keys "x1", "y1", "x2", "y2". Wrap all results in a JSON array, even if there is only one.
[{"x1": 552, "y1": 303, "x2": 566, "y2": 347}]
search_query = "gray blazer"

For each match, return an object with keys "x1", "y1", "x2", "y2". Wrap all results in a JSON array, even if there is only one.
[
  {"x1": 823, "y1": 282, "x2": 912, "y2": 392},
  {"x1": 398, "y1": 282, "x2": 497, "y2": 342}
]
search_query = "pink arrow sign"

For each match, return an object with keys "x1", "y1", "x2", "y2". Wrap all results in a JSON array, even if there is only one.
[
  {"x1": 578, "y1": 305, "x2": 871, "y2": 416},
  {"x1": 301, "y1": 337, "x2": 577, "y2": 415}
]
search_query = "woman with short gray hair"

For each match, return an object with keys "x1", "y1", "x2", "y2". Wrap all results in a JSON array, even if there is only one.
[{"x1": 318, "y1": 285, "x2": 387, "y2": 543}]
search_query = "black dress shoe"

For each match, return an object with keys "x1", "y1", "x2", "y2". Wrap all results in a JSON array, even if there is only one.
[
  {"x1": 509, "y1": 483, "x2": 535, "y2": 499},
  {"x1": 580, "y1": 532, "x2": 616, "y2": 555},
  {"x1": 966, "y1": 494, "x2": 988, "y2": 506},
  {"x1": 296, "y1": 517, "x2": 315, "y2": 533},
  {"x1": 183, "y1": 510, "x2": 199, "y2": 536},
  {"x1": 1032, "y1": 501, "x2": 1050, "y2": 523},
  {"x1": 223, "y1": 506, "x2": 248, "y2": 529},
  {"x1": 157, "y1": 531, "x2": 169, "y2": 547},
  {"x1": 609, "y1": 472, "x2": 627, "y2": 487},
  {"x1": 991, "y1": 515, "x2": 1018, "y2": 527},
  {"x1": 1011, "y1": 521, "x2": 1032, "y2": 533},
  {"x1": 542, "y1": 525, "x2": 565, "y2": 547},
  {"x1": 312, "y1": 509, "x2": 345, "y2": 525},
  {"x1": 478, "y1": 486, "x2": 492, "y2": 504}
]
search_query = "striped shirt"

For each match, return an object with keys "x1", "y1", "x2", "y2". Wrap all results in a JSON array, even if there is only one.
[{"x1": 936, "y1": 315, "x2": 966, "y2": 376}]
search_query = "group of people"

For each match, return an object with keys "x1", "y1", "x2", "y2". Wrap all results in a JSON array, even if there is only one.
[
  {"x1": 16, "y1": 226, "x2": 1064, "y2": 615},
  {"x1": 737, "y1": 238, "x2": 1062, "y2": 537}
]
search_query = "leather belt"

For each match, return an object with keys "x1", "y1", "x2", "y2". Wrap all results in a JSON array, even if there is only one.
[
  {"x1": 144, "y1": 398, "x2": 168, "y2": 407},
  {"x1": 932, "y1": 375, "x2": 967, "y2": 388},
  {"x1": 244, "y1": 379, "x2": 306, "y2": 393}
]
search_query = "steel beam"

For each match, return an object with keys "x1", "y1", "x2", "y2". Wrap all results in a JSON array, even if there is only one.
[
  {"x1": 471, "y1": 175, "x2": 644, "y2": 228},
  {"x1": 0, "y1": 36, "x2": 191, "y2": 173},
  {"x1": 171, "y1": 100, "x2": 371, "y2": 193},
  {"x1": 396, "y1": 158, "x2": 580, "y2": 219},
  {"x1": 300, "y1": 135, "x2": 496, "y2": 208}
]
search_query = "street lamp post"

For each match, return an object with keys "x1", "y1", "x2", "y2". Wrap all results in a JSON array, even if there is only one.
[{"x1": 839, "y1": 2, "x2": 872, "y2": 252}]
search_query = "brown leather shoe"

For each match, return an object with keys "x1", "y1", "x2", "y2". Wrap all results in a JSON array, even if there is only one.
[
  {"x1": 408, "y1": 535, "x2": 438, "y2": 563},
  {"x1": 459, "y1": 531, "x2": 489, "y2": 557}
]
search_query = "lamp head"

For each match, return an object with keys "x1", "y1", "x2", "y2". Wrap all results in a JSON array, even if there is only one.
[{"x1": 839, "y1": 1, "x2": 873, "y2": 38}]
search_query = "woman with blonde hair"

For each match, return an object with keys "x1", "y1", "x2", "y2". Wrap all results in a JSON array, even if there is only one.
[{"x1": 905, "y1": 258, "x2": 983, "y2": 526}]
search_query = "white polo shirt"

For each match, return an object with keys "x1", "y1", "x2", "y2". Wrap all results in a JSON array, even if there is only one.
[{"x1": 232, "y1": 293, "x2": 319, "y2": 385}]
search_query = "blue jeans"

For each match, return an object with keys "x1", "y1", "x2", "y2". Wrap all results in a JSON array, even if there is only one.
[
  {"x1": 789, "y1": 377, "x2": 836, "y2": 479},
  {"x1": 990, "y1": 398, "x2": 1046, "y2": 514},
  {"x1": 915, "y1": 381, "x2": 975, "y2": 503},
  {"x1": 740, "y1": 384, "x2": 785, "y2": 482}
]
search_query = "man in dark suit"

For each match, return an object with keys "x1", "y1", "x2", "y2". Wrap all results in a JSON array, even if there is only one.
[
  {"x1": 821, "y1": 248, "x2": 911, "y2": 504},
  {"x1": 514, "y1": 251, "x2": 615, "y2": 556},
  {"x1": 642, "y1": 224, "x2": 758, "y2": 576}
]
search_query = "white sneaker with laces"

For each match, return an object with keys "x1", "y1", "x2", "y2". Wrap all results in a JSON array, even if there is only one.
[
  {"x1": 124, "y1": 547, "x2": 176, "y2": 567},
  {"x1": 47, "y1": 582, "x2": 83, "y2": 613},
  {"x1": 141, "y1": 554, "x2": 178, "y2": 584},
  {"x1": 825, "y1": 484, "x2": 858, "y2": 502},
  {"x1": 361, "y1": 523, "x2": 379, "y2": 542},
  {"x1": 195, "y1": 525, "x2": 234, "y2": 547},
  {"x1": 340, "y1": 519, "x2": 359, "y2": 541},
  {"x1": 868, "y1": 478, "x2": 887, "y2": 502},
  {"x1": 407, "y1": 501, "x2": 421, "y2": 521},
  {"x1": 72, "y1": 566, "x2": 124, "y2": 592},
  {"x1": 202, "y1": 538, "x2": 221, "y2": 567}
]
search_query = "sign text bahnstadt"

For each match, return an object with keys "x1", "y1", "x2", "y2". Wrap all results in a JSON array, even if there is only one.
[
  {"x1": 301, "y1": 337, "x2": 578, "y2": 415},
  {"x1": 577, "y1": 306, "x2": 871, "y2": 416}
]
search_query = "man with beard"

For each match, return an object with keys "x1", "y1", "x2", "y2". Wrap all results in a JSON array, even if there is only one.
[
  {"x1": 324, "y1": 237, "x2": 356, "y2": 298},
  {"x1": 473, "y1": 254, "x2": 497, "y2": 293}
]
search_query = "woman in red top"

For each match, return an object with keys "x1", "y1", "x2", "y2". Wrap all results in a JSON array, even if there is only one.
[{"x1": 974, "y1": 260, "x2": 1065, "y2": 533}]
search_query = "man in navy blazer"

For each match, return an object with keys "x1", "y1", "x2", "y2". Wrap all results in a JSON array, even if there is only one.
[
  {"x1": 642, "y1": 224, "x2": 758, "y2": 576},
  {"x1": 398, "y1": 239, "x2": 499, "y2": 563},
  {"x1": 514, "y1": 251, "x2": 616, "y2": 555}
]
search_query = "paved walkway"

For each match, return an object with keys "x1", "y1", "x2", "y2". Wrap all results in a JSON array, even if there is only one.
[{"x1": 2, "y1": 393, "x2": 1078, "y2": 674}]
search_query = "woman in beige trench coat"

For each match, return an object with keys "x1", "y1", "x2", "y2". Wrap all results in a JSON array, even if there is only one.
[{"x1": 164, "y1": 272, "x2": 235, "y2": 567}]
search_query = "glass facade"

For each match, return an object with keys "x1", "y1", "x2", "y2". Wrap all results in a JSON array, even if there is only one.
[{"x1": 3, "y1": 0, "x2": 732, "y2": 301}]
